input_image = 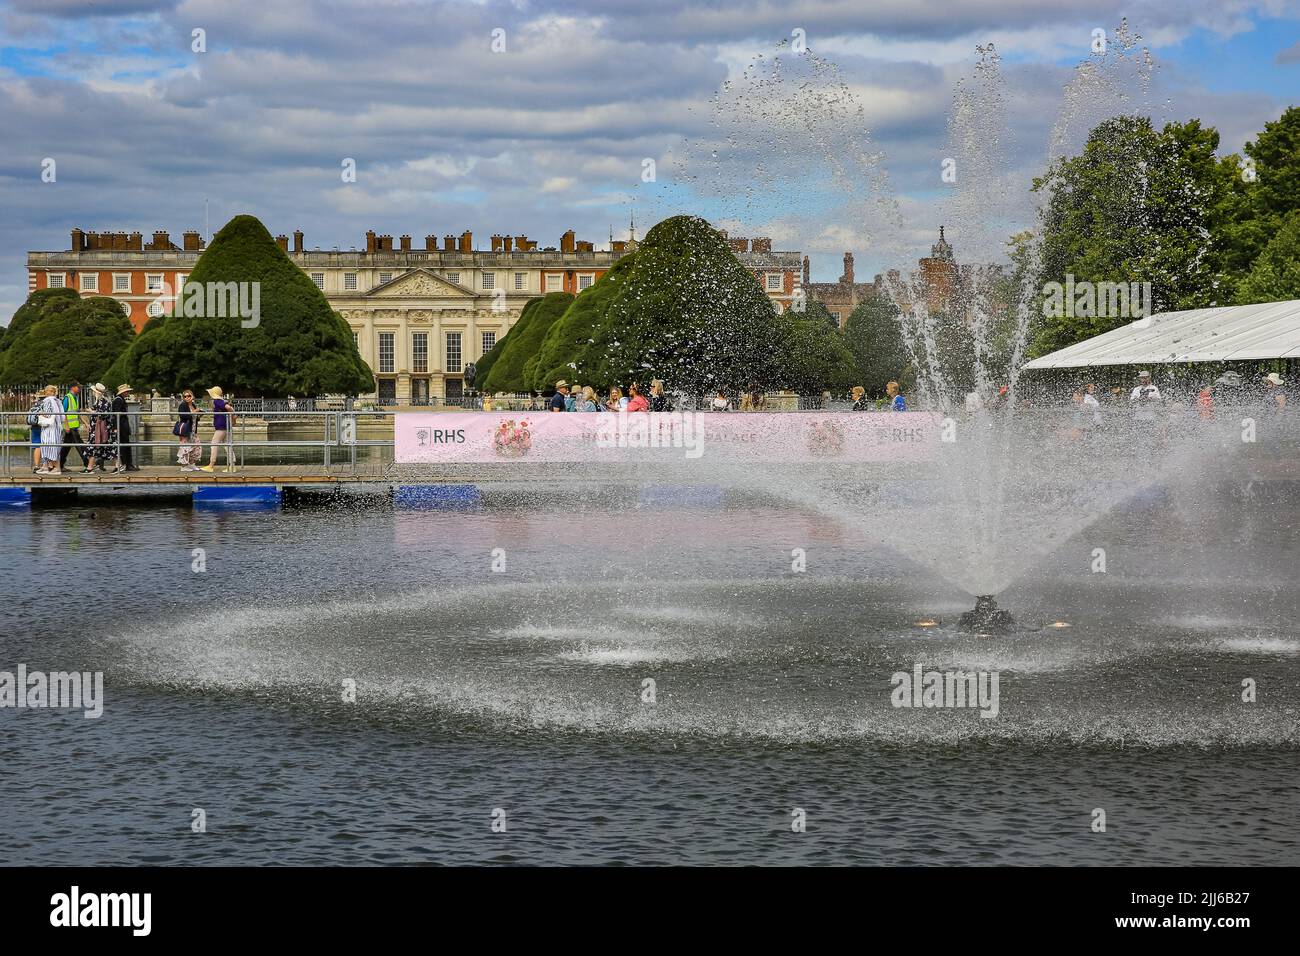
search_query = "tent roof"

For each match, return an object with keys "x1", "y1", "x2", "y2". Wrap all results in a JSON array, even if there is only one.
[{"x1": 1021, "y1": 299, "x2": 1300, "y2": 370}]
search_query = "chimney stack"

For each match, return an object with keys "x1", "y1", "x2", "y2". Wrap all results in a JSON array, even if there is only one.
[
  {"x1": 149, "y1": 230, "x2": 171, "y2": 250},
  {"x1": 490, "y1": 234, "x2": 503, "y2": 253},
  {"x1": 275, "y1": 234, "x2": 289, "y2": 252},
  {"x1": 459, "y1": 230, "x2": 473, "y2": 253},
  {"x1": 444, "y1": 235, "x2": 456, "y2": 251},
  {"x1": 400, "y1": 235, "x2": 411, "y2": 251},
  {"x1": 366, "y1": 230, "x2": 377, "y2": 253},
  {"x1": 576, "y1": 240, "x2": 594, "y2": 253},
  {"x1": 71, "y1": 228, "x2": 84, "y2": 251},
  {"x1": 183, "y1": 230, "x2": 202, "y2": 252},
  {"x1": 842, "y1": 251, "x2": 854, "y2": 285},
  {"x1": 128, "y1": 232, "x2": 143, "y2": 251},
  {"x1": 514, "y1": 234, "x2": 530, "y2": 251},
  {"x1": 560, "y1": 229, "x2": 576, "y2": 254},
  {"x1": 425, "y1": 235, "x2": 438, "y2": 251},
  {"x1": 293, "y1": 230, "x2": 304, "y2": 253},
  {"x1": 502, "y1": 236, "x2": 513, "y2": 253},
  {"x1": 751, "y1": 237, "x2": 771, "y2": 253},
  {"x1": 802, "y1": 256, "x2": 810, "y2": 287},
  {"x1": 729, "y1": 237, "x2": 749, "y2": 254}
]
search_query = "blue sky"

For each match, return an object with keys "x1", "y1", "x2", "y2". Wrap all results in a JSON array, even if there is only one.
[{"x1": 1, "y1": 0, "x2": 1298, "y2": 324}]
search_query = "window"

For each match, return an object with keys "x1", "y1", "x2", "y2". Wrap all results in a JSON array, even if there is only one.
[
  {"x1": 446, "y1": 272, "x2": 460, "y2": 285},
  {"x1": 445, "y1": 332, "x2": 462, "y2": 373},
  {"x1": 310, "y1": 272, "x2": 325, "y2": 289},
  {"x1": 344, "y1": 272, "x2": 357, "y2": 291},
  {"x1": 47, "y1": 273, "x2": 65, "y2": 288},
  {"x1": 545, "y1": 273, "x2": 562, "y2": 291},
  {"x1": 379, "y1": 272, "x2": 393, "y2": 284},
  {"x1": 765, "y1": 273, "x2": 783, "y2": 291},
  {"x1": 481, "y1": 331, "x2": 496, "y2": 355},
  {"x1": 830, "y1": 311, "x2": 842, "y2": 322},
  {"x1": 80, "y1": 273, "x2": 98, "y2": 292},
  {"x1": 119, "y1": 300, "x2": 133, "y2": 318},
  {"x1": 577, "y1": 274, "x2": 594, "y2": 290},
  {"x1": 113, "y1": 274, "x2": 131, "y2": 292},
  {"x1": 352, "y1": 331, "x2": 359, "y2": 349},
  {"x1": 482, "y1": 273, "x2": 495, "y2": 290},
  {"x1": 378, "y1": 332, "x2": 395, "y2": 373},
  {"x1": 412, "y1": 332, "x2": 428, "y2": 374},
  {"x1": 146, "y1": 300, "x2": 166, "y2": 318},
  {"x1": 145, "y1": 273, "x2": 164, "y2": 292},
  {"x1": 176, "y1": 273, "x2": 188, "y2": 291},
  {"x1": 514, "y1": 272, "x2": 526, "y2": 290}
]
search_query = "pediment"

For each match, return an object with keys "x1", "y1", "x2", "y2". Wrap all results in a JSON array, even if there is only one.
[{"x1": 370, "y1": 269, "x2": 474, "y2": 298}]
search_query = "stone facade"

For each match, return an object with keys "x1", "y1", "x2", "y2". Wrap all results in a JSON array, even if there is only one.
[{"x1": 27, "y1": 226, "x2": 803, "y2": 401}]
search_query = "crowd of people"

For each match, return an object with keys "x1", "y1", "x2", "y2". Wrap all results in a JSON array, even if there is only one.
[
  {"x1": 525, "y1": 379, "x2": 911, "y2": 413},
  {"x1": 18, "y1": 382, "x2": 239, "y2": 475}
]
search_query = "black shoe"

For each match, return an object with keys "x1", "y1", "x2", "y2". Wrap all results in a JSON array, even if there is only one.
[{"x1": 125, "y1": 465, "x2": 141, "y2": 471}]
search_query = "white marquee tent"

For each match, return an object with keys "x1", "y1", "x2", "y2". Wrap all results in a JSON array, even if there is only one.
[{"x1": 1021, "y1": 299, "x2": 1300, "y2": 370}]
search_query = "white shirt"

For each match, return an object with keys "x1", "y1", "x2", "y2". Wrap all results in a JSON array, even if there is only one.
[
  {"x1": 1130, "y1": 383, "x2": 1161, "y2": 421},
  {"x1": 1082, "y1": 391, "x2": 1102, "y2": 424}
]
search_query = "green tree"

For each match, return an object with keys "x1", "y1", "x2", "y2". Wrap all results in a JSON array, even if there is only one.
[
  {"x1": 107, "y1": 214, "x2": 372, "y2": 395},
  {"x1": 774, "y1": 313, "x2": 859, "y2": 394},
  {"x1": 480, "y1": 291, "x2": 574, "y2": 392},
  {"x1": 1236, "y1": 209, "x2": 1300, "y2": 303},
  {"x1": 0, "y1": 296, "x2": 134, "y2": 384},
  {"x1": 843, "y1": 293, "x2": 914, "y2": 396},
  {"x1": 1031, "y1": 115, "x2": 1235, "y2": 355},
  {"x1": 473, "y1": 296, "x2": 539, "y2": 388},
  {"x1": 0, "y1": 287, "x2": 81, "y2": 375},
  {"x1": 530, "y1": 253, "x2": 638, "y2": 391}
]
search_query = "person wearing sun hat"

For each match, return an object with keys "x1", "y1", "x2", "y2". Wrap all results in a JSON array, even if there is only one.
[
  {"x1": 82, "y1": 383, "x2": 115, "y2": 473},
  {"x1": 1263, "y1": 371, "x2": 1287, "y2": 415},
  {"x1": 200, "y1": 386, "x2": 237, "y2": 472},
  {"x1": 109, "y1": 383, "x2": 139, "y2": 472}
]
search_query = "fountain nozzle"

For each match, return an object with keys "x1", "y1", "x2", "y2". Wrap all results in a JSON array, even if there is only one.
[{"x1": 959, "y1": 594, "x2": 1017, "y2": 634}]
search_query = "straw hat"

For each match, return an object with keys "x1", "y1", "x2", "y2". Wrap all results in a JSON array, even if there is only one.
[
  {"x1": 555, "y1": 380, "x2": 568, "y2": 389},
  {"x1": 116, "y1": 383, "x2": 133, "y2": 395},
  {"x1": 207, "y1": 386, "x2": 224, "y2": 398},
  {"x1": 1265, "y1": 372, "x2": 1285, "y2": 386},
  {"x1": 91, "y1": 382, "x2": 106, "y2": 395}
]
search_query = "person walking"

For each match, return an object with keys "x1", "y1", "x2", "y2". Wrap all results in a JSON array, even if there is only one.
[
  {"x1": 176, "y1": 389, "x2": 203, "y2": 470},
  {"x1": 886, "y1": 381, "x2": 906, "y2": 411},
  {"x1": 82, "y1": 383, "x2": 116, "y2": 473},
  {"x1": 1129, "y1": 370, "x2": 1161, "y2": 424},
  {"x1": 59, "y1": 383, "x2": 90, "y2": 470},
  {"x1": 851, "y1": 386, "x2": 869, "y2": 411},
  {"x1": 111, "y1": 383, "x2": 138, "y2": 472},
  {"x1": 549, "y1": 380, "x2": 570, "y2": 412},
  {"x1": 35, "y1": 385, "x2": 66, "y2": 475},
  {"x1": 579, "y1": 386, "x2": 599, "y2": 411},
  {"x1": 26, "y1": 390, "x2": 43, "y2": 473},
  {"x1": 1263, "y1": 372, "x2": 1287, "y2": 415},
  {"x1": 565, "y1": 386, "x2": 579, "y2": 412},
  {"x1": 649, "y1": 379, "x2": 670, "y2": 411},
  {"x1": 200, "y1": 386, "x2": 237, "y2": 472}
]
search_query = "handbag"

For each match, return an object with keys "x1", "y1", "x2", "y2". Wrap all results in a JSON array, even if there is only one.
[
  {"x1": 38, "y1": 414, "x2": 54, "y2": 427},
  {"x1": 94, "y1": 418, "x2": 109, "y2": 445},
  {"x1": 172, "y1": 420, "x2": 190, "y2": 437}
]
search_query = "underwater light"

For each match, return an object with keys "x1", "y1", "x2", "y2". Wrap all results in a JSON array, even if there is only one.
[
  {"x1": 1050, "y1": 621, "x2": 1072, "y2": 629},
  {"x1": 914, "y1": 619, "x2": 940, "y2": 628}
]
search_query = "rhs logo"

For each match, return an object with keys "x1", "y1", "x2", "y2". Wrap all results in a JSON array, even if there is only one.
[{"x1": 152, "y1": 280, "x2": 262, "y2": 328}]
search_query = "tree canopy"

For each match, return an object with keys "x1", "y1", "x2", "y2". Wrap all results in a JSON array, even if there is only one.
[
  {"x1": 480, "y1": 291, "x2": 573, "y2": 392},
  {"x1": 0, "y1": 287, "x2": 82, "y2": 377},
  {"x1": 473, "y1": 296, "x2": 539, "y2": 388},
  {"x1": 843, "y1": 293, "x2": 915, "y2": 397},
  {"x1": 1, "y1": 295, "x2": 135, "y2": 385},
  {"x1": 105, "y1": 214, "x2": 372, "y2": 395},
  {"x1": 1236, "y1": 209, "x2": 1300, "y2": 303}
]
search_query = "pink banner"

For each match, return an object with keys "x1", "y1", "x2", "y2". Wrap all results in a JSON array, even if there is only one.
[{"x1": 394, "y1": 411, "x2": 940, "y2": 464}]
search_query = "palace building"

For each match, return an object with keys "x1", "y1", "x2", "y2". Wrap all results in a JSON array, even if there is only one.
[{"x1": 26, "y1": 225, "x2": 803, "y2": 402}]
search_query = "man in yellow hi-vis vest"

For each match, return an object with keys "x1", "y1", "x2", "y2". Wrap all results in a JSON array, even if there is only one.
[{"x1": 60, "y1": 383, "x2": 90, "y2": 470}]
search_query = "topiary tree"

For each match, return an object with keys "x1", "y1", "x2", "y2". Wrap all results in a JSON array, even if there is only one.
[
  {"x1": 603, "y1": 216, "x2": 784, "y2": 394},
  {"x1": 480, "y1": 291, "x2": 574, "y2": 392},
  {"x1": 0, "y1": 296, "x2": 135, "y2": 385},
  {"x1": 474, "y1": 296, "x2": 540, "y2": 388},
  {"x1": 0, "y1": 287, "x2": 82, "y2": 376},
  {"x1": 108, "y1": 214, "x2": 372, "y2": 395},
  {"x1": 530, "y1": 253, "x2": 638, "y2": 391}
]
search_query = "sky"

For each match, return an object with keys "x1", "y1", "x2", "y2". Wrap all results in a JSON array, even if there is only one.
[{"x1": 1, "y1": 0, "x2": 1298, "y2": 325}]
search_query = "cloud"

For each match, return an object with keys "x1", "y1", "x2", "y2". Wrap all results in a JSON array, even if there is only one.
[{"x1": 1277, "y1": 39, "x2": 1300, "y2": 62}]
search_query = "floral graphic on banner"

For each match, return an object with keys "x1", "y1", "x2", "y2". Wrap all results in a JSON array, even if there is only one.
[
  {"x1": 806, "y1": 420, "x2": 845, "y2": 457},
  {"x1": 493, "y1": 419, "x2": 533, "y2": 458}
]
